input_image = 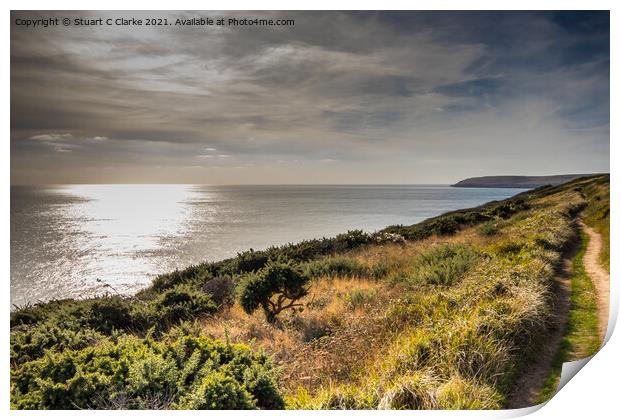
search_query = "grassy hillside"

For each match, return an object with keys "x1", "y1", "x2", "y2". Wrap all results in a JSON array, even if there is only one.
[
  {"x1": 580, "y1": 178, "x2": 610, "y2": 271},
  {"x1": 10, "y1": 175, "x2": 609, "y2": 409}
]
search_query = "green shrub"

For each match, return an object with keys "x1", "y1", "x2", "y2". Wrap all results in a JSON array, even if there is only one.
[
  {"x1": 175, "y1": 372, "x2": 256, "y2": 409},
  {"x1": 11, "y1": 334, "x2": 283, "y2": 409},
  {"x1": 238, "y1": 262, "x2": 309, "y2": 323},
  {"x1": 202, "y1": 276, "x2": 236, "y2": 308},
  {"x1": 226, "y1": 250, "x2": 270, "y2": 274},
  {"x1": 478, "y1": 221, "x2": 500, "y2": 236},
  {"x1": 10, "y1": 304, "x2": 45, "y2": 327},
  {"x1": 334, "y1": 230, "x2": 372, "y2": 248},
  {"x1": 487, "y1": 199, "x2": 529, "y2": 219},
  {"x1": 152, "y1": 284, "x2": 217, "y2": 325},
  {"x1": 87, "y1": 296, "x2": 143, "y2": 334},
  {"x1": 151, "y1": 265, "x2": 210, "y2": 292},
  {"x1": 10, "y1": 325, "x2": 107, "y2": 366},
  {"x1": 381, "y1": 204, "x2": 494, "y2": 241}
]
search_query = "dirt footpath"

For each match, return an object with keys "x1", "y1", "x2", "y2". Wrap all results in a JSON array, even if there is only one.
[
  {"x1": 505, "y1": 237, "x2": 576, "y2": 409},
  {"x1": 580, "y1": 222, "x2": 610, "y2": 341}
]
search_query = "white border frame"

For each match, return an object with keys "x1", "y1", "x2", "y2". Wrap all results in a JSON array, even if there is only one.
[{"x1": 3, "y1": 2, "x2": 616, "y2": 419}]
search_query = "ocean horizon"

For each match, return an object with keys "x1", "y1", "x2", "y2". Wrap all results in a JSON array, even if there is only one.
[{"x1": 11, "y1": 184, "x2": 525, "y2": 306}]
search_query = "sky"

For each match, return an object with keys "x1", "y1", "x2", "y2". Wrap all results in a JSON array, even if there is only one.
[{"x1": 10, "y1": 11, "x2": 610, "y2": 184}]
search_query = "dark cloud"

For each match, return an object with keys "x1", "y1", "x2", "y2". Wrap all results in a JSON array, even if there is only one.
[
  {"x1": 434, "y1": 78, "x2": 503, "y2": 98},
  {"x1": 10, "y1": 11, "x2": 609, "y2": 184}
]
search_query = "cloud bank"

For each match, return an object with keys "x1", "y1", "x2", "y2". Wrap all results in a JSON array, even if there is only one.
[{"x1": 11, "y1": 11, "x2": 609, "y2": 184}]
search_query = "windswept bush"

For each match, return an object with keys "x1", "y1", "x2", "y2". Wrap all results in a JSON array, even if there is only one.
[{"x1": 238, "y1": 262, "x2": 310, "y2": 323}]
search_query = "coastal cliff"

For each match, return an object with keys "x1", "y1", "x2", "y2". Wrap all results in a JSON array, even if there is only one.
[{"x1": 452, "y1": 174, "x2": 599, "y2": 188}]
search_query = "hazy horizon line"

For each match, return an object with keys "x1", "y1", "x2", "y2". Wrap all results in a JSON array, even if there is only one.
[{"x1": 10, "y1": 172, "x2": 607, "y2": 187}]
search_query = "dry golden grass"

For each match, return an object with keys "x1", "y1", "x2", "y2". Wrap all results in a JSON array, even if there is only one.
[
  {"x1": 199, "y1": 228, "x2": 520, "y2": 397},
  {"x1": 199, "y1": 272, "x2": 407, "y2": 393}
]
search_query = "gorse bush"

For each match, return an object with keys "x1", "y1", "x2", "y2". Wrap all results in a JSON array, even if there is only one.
[
  {"x1": 304, "y1": 256, "x2": 392, "y2": 280},
  {"x1": 153, "y1": 284, "x2": 217, "y2": 325},
  {"x1": 11, "y1": 334, "x2": 283, "y2": 409},
  {"x1": 382, "y1": 196, "x2": 533, "y2": 242},
  {"x1": 10, "y1": 324, "x2": 107, "y2": 366},
  {"x1": 10, "y1": 289, "x2": 218, "y2": 365},
  {"x1": 11, "y1": 296, "x2": 149, "y2": 337},
  {"x1": 87, "y1": 296, "x2": 144, "y2": 334},
  {"x1": 142, "y1": 231, "x2": 376, "y2": 296},
  {"x1": 208, "y1": 230, "x2": 376, "y2": 279},
  {"x1": 238, "y1": 261, "x2": 310, "y2": 323},
  {"x1": 150, "y1": 265, "x2": 211, "y2": 293},
  {"x1": 202, "y1": 276, "x2": 236, "y2": 308}
]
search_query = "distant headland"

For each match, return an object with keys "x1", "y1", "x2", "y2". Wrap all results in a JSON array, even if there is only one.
[{"x1": 452, "y1": 174, "x2": 602, "y2": 188}]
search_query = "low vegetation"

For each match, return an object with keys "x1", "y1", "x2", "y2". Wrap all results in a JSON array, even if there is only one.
[
  {"x1": 537, "y1": 231, "x2": 601, "y2": 403},
  {"x1": 12, "y1": 328, "x2": 283, "y2": 409},
  {"x1": 10, "y1": 174, "x2": 609, "y2": 409},
  {"x1": 579, "y1": 177, "x2": 610, "y2": 270}
]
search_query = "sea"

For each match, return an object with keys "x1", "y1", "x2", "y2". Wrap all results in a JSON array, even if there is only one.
[{"x1": 10, "y1": 184, "x2": 525, "y2": 306}]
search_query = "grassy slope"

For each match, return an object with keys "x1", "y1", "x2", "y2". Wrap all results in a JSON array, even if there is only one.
[
  {"x1": 580, "y1": 177, "x2": 610, "y2": 271},
  {"x1": 535, "y1": 175, "x2": 609, "y2": 403},
  {"x1": 287, "y1": 192, "x2": 578, "y2": 408},
  {"x1": 536, "y1": 230, "x2": 601, "y2": 403},
  {"x1": 10, "y1": 175, "x2": 609, "y2": 409}
]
